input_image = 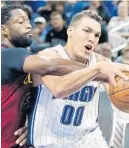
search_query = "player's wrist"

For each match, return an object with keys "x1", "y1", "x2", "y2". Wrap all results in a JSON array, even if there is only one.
[{"x1": 94, "y1": 63, "x2": 102, "y2": 75}]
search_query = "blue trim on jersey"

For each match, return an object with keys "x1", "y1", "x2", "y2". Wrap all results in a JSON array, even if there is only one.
[
  {"x1": 30, "y1": 85, "x2": 42, "y2": 145},
  {"x1": 96, "y1": 94, "x2": 101, "y2": 123}
]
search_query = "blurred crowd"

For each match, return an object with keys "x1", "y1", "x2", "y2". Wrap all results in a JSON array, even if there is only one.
[{"x1": 1, "y1": 0, "x2": 129, "y2": 64}]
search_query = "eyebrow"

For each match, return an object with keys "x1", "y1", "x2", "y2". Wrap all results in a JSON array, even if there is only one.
[
  {"x1": 10, "y1": 10, "x2": 29, "y2": 20},
  {"x1": 17, "y1": 15, "x2": 29, "y2": 19},
  {"x1": 83, "y1": 26, "x2": 101, "y2": 35},
  {"x1": 11, "y1": 15, "x2": 29, "y2": 23}
]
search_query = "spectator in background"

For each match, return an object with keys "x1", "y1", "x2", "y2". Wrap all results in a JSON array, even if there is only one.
[
  {"x1": 30, "y1": 16, "x2": 52, "y2": 53},
  {"x1": 46, "y1": 11, "x2": 67, "y2": 46},
  {"x1": 33, "y1": 16, "x2": 47, "y2": 43},
  {"x1": 53, "y1": 1, "x2": 66, "y2": 20},
  {"x1": 85, "y1": 0, "x2": 111, "y2": 24},
  {"x1": 115, "y1": 42, "x2": 129, "y2": 64},
  {"x1": 107, "y1": 2, "x2": 129, "y2": 38},
  {"x1": 37, "y1": 1, "x2": 55, "y2": 22},
  {"x1": 107, "y1": 2, "x2": 129, "y2": 48},
  {"x1": 101, "y1": 42, "x2": 112, "y2": 59}
]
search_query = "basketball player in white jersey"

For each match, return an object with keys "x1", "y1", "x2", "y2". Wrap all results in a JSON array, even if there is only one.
[{"x1": 27, "y1": 10, "x2": 129, "y2": 148}]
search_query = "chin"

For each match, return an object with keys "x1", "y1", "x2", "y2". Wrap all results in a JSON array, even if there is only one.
[{"x1": 11, "y1": 36, "x2": 33, "y2": 48}]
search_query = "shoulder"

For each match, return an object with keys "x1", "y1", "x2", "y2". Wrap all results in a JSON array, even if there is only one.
[
  {"x1": 38, "y1": 47, "x2": 61, "y2": 58},
  {"x1": 2, "y1": 48, "x2": 31, "y2": 57},
  {"x1": 94, "y1": 52, "x2": 111, "y2": 62},
  {"x1": 47, "y1": 28, "x2": 54, "y2": 34},
  {"x1": 110, "y1": 17, "x2": 119, "y2": 22},
  {"x1": 2, "y1": 47, "x2": 26, "y2": 52},
  {"x1": 63, "y1": 26, "x2": 67, "y2": 30}
]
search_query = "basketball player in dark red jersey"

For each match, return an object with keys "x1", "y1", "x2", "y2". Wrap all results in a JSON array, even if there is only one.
[{"x1": 1, "y1": 5, "x2": 87, "y2": 148}]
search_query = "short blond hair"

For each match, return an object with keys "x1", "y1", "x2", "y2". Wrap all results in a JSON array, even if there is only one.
[{"x1": 69, "y1": 9, "x2": 102, "y2": 27}]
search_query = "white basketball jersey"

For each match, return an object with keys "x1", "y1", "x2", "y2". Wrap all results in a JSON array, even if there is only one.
[{"x1": 28, "y1": 45, "x2": 101, "y2": 147}]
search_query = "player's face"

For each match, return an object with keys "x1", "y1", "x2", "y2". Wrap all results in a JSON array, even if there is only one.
[
  {"x1": 68, "y1": 17, "x2": 101, "y2": 63},
  {"x1": 6, "y1": 9, "x2": 32, "y2": 48}
]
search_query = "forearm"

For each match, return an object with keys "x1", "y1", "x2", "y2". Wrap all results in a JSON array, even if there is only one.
[
  {"x1": 49, "y1": 59, "x2": 86, "y2": 76},
  {"x1": 54, "y1": 62, "x2": 108, "y2": 82},
  {"x1": 41, "y1": 57, "x2": 108, "y2": 82},
  {"x1": 23, "y1": 55, "x2": 86, "y2": 76},
  {"x1": 43, "y1": 65, "x2": 100, "y2": 98}
]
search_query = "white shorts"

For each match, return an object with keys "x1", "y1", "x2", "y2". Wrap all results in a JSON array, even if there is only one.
[{"x1": 36, "y1": 127, "x2": 109, "y2": 148}]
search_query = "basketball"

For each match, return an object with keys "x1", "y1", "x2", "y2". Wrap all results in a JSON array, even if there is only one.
[{"x1": 109, "y1": 71, "x2": 129, "y2": 113}]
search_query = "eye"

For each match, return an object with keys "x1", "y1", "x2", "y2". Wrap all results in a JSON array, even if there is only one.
[
  {"x1": 18, "y1": 19, "x2": 24, "y2": 24},
  {"x1": 19, "y1": 21, "x2": 23, "y2": 24},
  {"x1": 83, "y1": 29, "x2": 90, "y2": 33},
  {"x1": 18, "y1": 18, "x2": 24, "y2": 24},
  {"x1": 95, "y1": 34, "x2": 101, "y2": 38}
]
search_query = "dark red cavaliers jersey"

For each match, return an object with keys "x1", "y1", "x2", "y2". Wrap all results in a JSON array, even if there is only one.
[{"x1": 1, "y1": 48, "x2": 32, "y2": 148}]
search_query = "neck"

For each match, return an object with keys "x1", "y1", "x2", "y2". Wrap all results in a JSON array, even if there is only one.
[
  {"x1": 119, "y1": 15, "x2": 127, "y2": 20},
  {"x1": 64, "y1": 41, "x2": 89, "y2": 64},
  {"x1": 123, "y1": 54, "x2": 129, "y2": 58},
  {"x1": 2, "y1": 38, "x2": 15, "y2": 48},
  {"x1": 91, "y1": 3, "x2": 100, "y2": 9},
  {"x1": 55, "y1": 25, "x2": 64, "y2": 32}
]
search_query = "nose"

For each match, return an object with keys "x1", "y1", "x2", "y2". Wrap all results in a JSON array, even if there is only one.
[
  {"x1": 87, "y1": 33, "x2": 95, "y2": 43},
  {"x1": 26, "y1": 21, "x2": 32, "y2": 30}
]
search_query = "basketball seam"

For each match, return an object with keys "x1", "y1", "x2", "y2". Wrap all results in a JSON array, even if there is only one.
[
  {"x1": 111, "y1": 97, "x2": 129, "y2": 113},
  {"x1": 110, "y1": 88, "x2": 129, "y2": 103},
  {"x1": 111, "y1": 97, "x2": 129, "y2": 104},
  {"x1": 110, "y1": 87, "x2": 129, "y2": 95},
  {"x1": 111, "y1": 95, "x2": 129, "y2": 103}
]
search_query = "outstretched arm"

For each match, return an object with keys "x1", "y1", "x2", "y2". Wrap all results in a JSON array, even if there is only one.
[
  {"x1": 23, "y1": 53, "x2": 86, "y2": 76},
  {"x1": 2, "y1": 47, "x2": 86, "y2": 77},
  {"x1": 41, "y1": 53, "x2": 129, "y2": 98}
]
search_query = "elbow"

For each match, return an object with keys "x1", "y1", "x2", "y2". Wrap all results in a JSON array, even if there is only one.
[{"x1": 52, "y1": 87, "x2": 66, "y2": 98}]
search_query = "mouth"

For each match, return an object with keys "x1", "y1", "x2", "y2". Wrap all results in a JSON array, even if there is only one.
[
  {"x1": 85, "y1": 45, "x2": 93, "y2": 53},
  {"x1": 26, "y1": 31, "x2": 33, "y2": 37}
]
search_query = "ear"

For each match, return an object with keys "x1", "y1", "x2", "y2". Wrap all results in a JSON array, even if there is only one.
[
  {"x1": 1, "y1": 25, "x2": 9, "y2": 37},
  {"x1": 67, "y1": 26, "x2": 73, "y2": 38}
]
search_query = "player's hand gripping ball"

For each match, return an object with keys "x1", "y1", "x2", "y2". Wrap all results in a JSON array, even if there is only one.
[{"x1": 109, "y1": 71, "x2": 129, "y2": 113}]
